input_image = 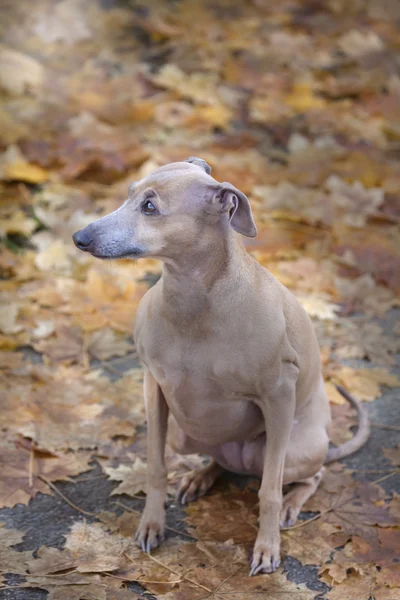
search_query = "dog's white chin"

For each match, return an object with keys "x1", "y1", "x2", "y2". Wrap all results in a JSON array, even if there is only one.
[{"x1": 91, "y1": 249, "x2": 144, "y2": 260}]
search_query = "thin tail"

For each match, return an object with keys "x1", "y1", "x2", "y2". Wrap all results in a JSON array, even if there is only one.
[{"x1": 324, "y1": 385, "x2": 370, "y2": 464}]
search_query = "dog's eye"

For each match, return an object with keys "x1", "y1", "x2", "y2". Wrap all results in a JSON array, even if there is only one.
[{"x1": 141, "y1": 199, "x2": 157, "y2": 215}]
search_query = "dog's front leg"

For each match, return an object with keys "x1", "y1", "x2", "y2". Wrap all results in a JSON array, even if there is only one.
[
  {"x1": 135, "y1": 369, "x2": 169, "y2": 553},
  {"x1": 250, "y1": 364, "x2": 297, "y2": 575}
]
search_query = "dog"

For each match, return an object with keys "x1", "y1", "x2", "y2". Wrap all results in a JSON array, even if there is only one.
[{"x1": 73, "y1": 157, "x2": 369, "y2": 575}]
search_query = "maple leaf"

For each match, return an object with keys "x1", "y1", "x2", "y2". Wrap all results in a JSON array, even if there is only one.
[
  {"x1": 87, "y1": 327, "x2": 134, "y2": 362},
  {"x1": 65, "y1": 521, "x2": 133, "y2": 573},
  {"x1": 0, "y1": 442, "x2": 92, "y2": 508},
  {"x1": 0, "y1": 304, "x2": 23, "y2": 334},
  {"x1": 303, "y1": 469, "x2": 397, "y2": 542},
  {"x1": 184, "y1": 483, "x2": 259, "y2": 545},
  {"x1": 120, "y1": 539, "x2": 316, "y2": 599},
  {"x1": 326, "y1": 365, "x2": 400, "y2": 403},
  {"x1": 96, "y1": 510, "x2": 140, "y2": 538},
  {"x1": 23, "y1": 546, "x2": 138, "y2": 600},
  {"x1": 0, "y1": 47, "x2": 44, "y2": 96},
  {"x1": 0, "y1": 366, "x2": 142, "y2": 452},
  {"x1": 103, "y1": 457, "x2": 148, "y2": 497},
  {"x1": 326, "y1": 570, "x2": 394, "y2": 600},
  {"x1": 0, "y1": 524, "x2": 32, "y2": 574},
  {"x1": 383, "y1": 445, "x2": 400, "y2": 467}
]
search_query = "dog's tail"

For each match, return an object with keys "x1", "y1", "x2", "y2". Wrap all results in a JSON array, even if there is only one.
[{"x1": 324, "y1": 385, "x2": 370, "y2": 464}]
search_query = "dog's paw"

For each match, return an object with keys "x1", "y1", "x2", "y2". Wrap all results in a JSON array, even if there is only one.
[
  {"x1": 135, "y1": 515, "x2": 165, "y2": 554},
  {"x1": 176, "y1": 466, "x2": 218, "y2": 504},
  {"x1": 249, "y1": 540, "x2": 281, "y2": 576},
  {"x1": 279, "y1": 503, "x2": 298, "y2": 529}
]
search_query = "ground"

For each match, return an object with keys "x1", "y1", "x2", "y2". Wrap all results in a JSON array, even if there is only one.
[{"x1": 0, "y1": 1, "x2": 400, "y2": 599}]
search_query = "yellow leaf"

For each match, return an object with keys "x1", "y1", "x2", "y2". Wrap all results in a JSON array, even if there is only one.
[
  {"x1": 329, "y1": 366, "x2": 400, "y2": 402},
  {"x1": 0, "y1": 210, "x2": 37, "y2": 236},
  {"x1": 4, "y1": 161, "x2": 48, "y2": 184},
  {"x1": 326, "y1": 381, "x2": 346, "y2": 405},
  {"x1": 285, "y1": 83, "x2": 326, "y2": 112}
]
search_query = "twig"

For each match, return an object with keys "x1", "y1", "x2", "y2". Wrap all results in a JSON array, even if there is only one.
[
  {"x1": 348, "y1": 468, "x2": 400, "y2": 473},
  {"x1": 28, "y1": 448, "x2": 34, "y2": 488},
  {"x1": 101, "y1": 362, "x2": 125, "y2": 376},
  {"x1": 39, "y1": 476, "x2": 96, "y2": 516},
  {"x1": 370, "y1": 422, "x2": 400, "y2": 432},
  {"x1": 125, "y1": 551, "x2": 216, "y2": 597},
  {"x1": 103, "y1": 572, "x2": 182, "y2": 585},
  {"x1": 85, "y1": 351, "x2": 139, "y2": 373},
  {"x1": 372, "y1": 471, "x2": 398, "y2": 485},
  {"x1": 281, "y1": 506, "x2": 334, "y2": 531},
  {"x1": 27, "y1": 568, "x2": 78, "y2": 578}
]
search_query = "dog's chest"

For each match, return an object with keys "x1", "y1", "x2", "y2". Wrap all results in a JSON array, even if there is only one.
[{"x1": 139, "y1": 332, "x2": 263, "y2": 443}]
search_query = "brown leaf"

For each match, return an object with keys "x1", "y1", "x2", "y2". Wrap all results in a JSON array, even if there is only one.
[
  {"x1": 1, "y1": 367, "x2": 142, "y2": 452},
  {"x1": 184, "y1": 484, "x2": 259, "y2": 544},
  {"x1": 326, "y1": 570, "x2": 394, "y2": 600},
  {"x1": 0, "y1": 442, "x2": 92, "y2": 508},
  {"x1": 0, "y1": 47, "x2": 44, "y2": 96},
  {"x1": 96, "y1": 510, "x2": 140, "y2": 538},
  {"x1": 87, "y1": 328, "x2": 134, "y2": 362},
  {"x1": 65, "y1": 521, "x2": 133, "y2": 573},
  {"x1": 121, "y1": 539, "x2": 315, "y2": 599},
  {"x1": 326, "y1": 365, "x2": 400, "y2": 402},
  {"x1": 0, "y1": 524, "x2": 32, "y2": 574},
  {"x1": 104, "y1": 458, "x2": 148, "y2": 497},
  {"x1": 383, "y1": 446, "x2": 400, "y2": 467}
]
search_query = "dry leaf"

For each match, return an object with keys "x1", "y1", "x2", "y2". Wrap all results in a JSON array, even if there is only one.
[
  {"x1": 184, "y1": 484, "x2": 259, "y2": 544},
  {"x1": 65, "y1": 521, "x2": 132, "y2": 573},
  {"x1": 383, "y1": 446, "x2": 400, "y2": 467},
  {"x1": 87, "y1": 328, "x2": 134, "y2": 361},
  {"x1": 0, "y1": 524, "x2": 32, "y2": 573},
  {"x1": 327, "y1": 366, "x2": 400, "y2": 403},
  {"x1": 0, "y1": 46, "x2": 44, "y2": 95},
  {"x1": 104, "y1": 458, "x2": 147, "y2": 497}
]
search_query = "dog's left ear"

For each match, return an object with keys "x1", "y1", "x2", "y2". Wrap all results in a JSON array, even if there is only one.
[
  {"x1": 208, "y1": 182, "x2": 257, "y2": 238},
  {"x1": 185, "y1": 156, "x2": 212, "y2": 175}
]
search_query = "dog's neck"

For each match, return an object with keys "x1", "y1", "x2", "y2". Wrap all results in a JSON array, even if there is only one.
[{"x1": 160, "y1": 229, "x2": 249, "y2": 330}]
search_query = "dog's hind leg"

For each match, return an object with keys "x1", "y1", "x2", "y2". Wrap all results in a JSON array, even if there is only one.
[
  {"x1": 176, "y1": 460, "x2": 224, "y2": 504},
  {"x1": 280, "y1": 467, "x2": 325, "y2": 528}
]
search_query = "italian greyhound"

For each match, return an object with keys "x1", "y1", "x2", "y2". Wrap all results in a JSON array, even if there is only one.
[{"x1": 73, "y1": 157, "x2": 369, "y2": 575}]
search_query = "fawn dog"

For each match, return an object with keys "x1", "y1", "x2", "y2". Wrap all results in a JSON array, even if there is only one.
[{"x1": 73, "y1": 157, "x2": 369, "y2": 575}]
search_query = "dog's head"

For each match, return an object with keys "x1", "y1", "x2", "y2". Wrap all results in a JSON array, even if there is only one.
[{"x1": 72, "y1": 157, "x2": 257, "y2": 261}]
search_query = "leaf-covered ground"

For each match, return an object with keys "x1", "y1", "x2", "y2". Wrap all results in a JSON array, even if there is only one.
[{"x1": 0, "y1": 1, "x2": 400, "y2": 599}]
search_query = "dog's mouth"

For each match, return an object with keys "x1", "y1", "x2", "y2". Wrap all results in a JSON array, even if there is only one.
[
  {"x1": 91, "y1": 249, "x2": 143, "y2": 260},
  {"x1": 73, "y1": 230, "x2": 144, "y2": 259}
]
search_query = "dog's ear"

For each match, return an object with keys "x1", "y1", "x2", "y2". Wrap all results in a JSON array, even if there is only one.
[
  {"x1": 208, "y1": 182, "x2": 257, "y2": 238},
  {"x1": 185, "y1": 156, "x2": 212, "y2": 175}
]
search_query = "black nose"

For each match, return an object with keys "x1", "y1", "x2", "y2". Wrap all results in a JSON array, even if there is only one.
[{"x1": 73, "y1": 228, "x2": 92, "y2": 250}]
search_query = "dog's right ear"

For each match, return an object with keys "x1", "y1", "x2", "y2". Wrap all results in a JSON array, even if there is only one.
[{"x1": 185, "y1": 156, "x2": 212, "y2": 175}]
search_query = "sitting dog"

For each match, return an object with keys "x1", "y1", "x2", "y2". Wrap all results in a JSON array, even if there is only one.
[{"x1": 73, "y1": 157, "x2": 369, "y2": 575}]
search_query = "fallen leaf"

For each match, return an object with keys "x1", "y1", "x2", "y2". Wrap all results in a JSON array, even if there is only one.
[
  {"x1": 65, "y1": 521, "x2": 132, "y2": 573},
  {"x1": 0, "y1": 45, "x2": 44, "y2": 95},
  {"x1": 0, "y1": 524, "x2": 32, "y2": 574},
  {"x1": 0, "y1": 442, "x2": 92, "y2": 508},
  {"x1": 104, "y1": 457, "x2": 147, "y2": 497},
  {"x1": 87, "y1": 328, "x2": 134, "y2": 362},
  {"x1": 97, "y1": 510, "x2": 140, "y2": 538},
  {"x1": 184, "y1": 484, "x2": 259, "y2": 544},
  {"x1": 383, "y1": 446, "x2": 400, "y2": 467},
  {"x1": 121, "y1": 538, "x2": 316, "y2": 599},
  {"x1": 0, "y1": 304, "x2": 23, "y2": 334},
  {"x1": 337, "y1": 30, "x2": 385, "y2": 58},
  {"x1": 327, "y1": 365, "x2": 400, "y2": 402}
]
